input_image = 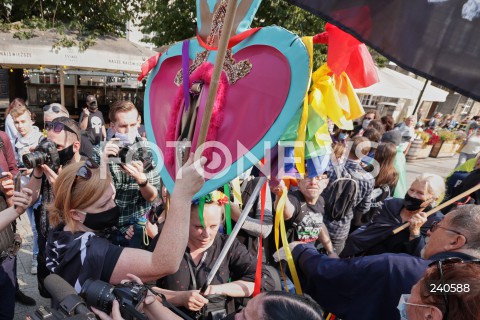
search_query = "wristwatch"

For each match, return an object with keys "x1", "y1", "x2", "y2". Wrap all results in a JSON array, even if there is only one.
[{"x1": 138, "y1": 179, "x2": 148, "y2": 188}]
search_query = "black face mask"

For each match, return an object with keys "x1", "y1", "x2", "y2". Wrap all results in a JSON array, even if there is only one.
[
  {"x1": 58, "y1": 144, "x2": 75, "y2": 166},
  {"x1": 404, "y1": 193, "x2": 431, "y2": 211},
  {"x1": 82, "y1": 206, "x2": 120, "y2": 231}
]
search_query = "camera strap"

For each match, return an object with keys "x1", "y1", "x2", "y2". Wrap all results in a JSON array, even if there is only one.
[{"x1": 149, "y1": 288, "x2": 194, "y2": 320}]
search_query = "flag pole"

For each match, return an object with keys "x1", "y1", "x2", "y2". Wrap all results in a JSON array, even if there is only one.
[{"x1": 195, "y1": 0, "x2": 239, "y2": 157}]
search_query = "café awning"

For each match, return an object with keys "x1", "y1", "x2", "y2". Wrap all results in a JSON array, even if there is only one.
[
  {"x1": 0, "y1": 29, "x2": 155, "y2": 74},
  {"x1": 356, "y1": 67, "x2": 449, "y2": 102}
]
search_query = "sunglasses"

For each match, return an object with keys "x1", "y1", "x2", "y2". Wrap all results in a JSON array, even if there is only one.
[
  {"x1": 75, "y1": 158, "x2": 99, "y2": 181},
  {"x1": 45, "y1": 121, "x2": 79, "y2": 139},
  {"x1": 429, "y1": 220, "x2": 464, "y2": 238},
  {"x1": 427, "y1": 258, "x2": 480, "y2": 319},
  {"x1": 43, "y1": 104, "x2": 61, "y2": 113}
]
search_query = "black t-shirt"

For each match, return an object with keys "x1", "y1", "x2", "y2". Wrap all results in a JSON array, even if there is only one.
[
  {"x1": 46, "y1": 224, "x2": 123, "y2": 291},
  {"x1": 79, "y1": 110, "x2": 105, "y2": 144},
  {"x1": 286, "y1": 190, "x2": 325, "y2": 243}
]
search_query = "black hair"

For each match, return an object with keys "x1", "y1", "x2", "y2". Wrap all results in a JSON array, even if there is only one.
[{"x1": 261, "y1": 291, "x2": 324, "y2": 320}]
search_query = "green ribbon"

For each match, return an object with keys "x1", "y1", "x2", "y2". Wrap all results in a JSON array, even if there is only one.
[
  {"x1": 224, "y1": 184, "x2": 232, "y2": 235},
  {"x1": 199, "y1": 196, "x2": 206, "y2": 228}
]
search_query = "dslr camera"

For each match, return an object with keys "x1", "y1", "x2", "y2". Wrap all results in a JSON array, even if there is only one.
[
  {"x1": 108, "y1": 140, "x2": 153, "y2": 171},
  {"x1": 80, "y1": 279, "x2": 148, "y2": 320},
  {"x1": 22, "y1": 138, "x2": 60, "y2": 172}
]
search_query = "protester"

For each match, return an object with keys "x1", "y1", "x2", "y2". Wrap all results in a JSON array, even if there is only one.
[
  {"x1": 93, "y1": 101, "x2": 161, "y2": 248},
  {"x1": 367, "y1": 119, "x2": 386, "y2": 135},
  {"x1": 153, "y1": 190, "x2": 266, "y2": 316},
  {"x1": 381, "y1": 115, "x2": 395, "y2": 132},
  {"x1": 322, "y1": 136, "x2": 374, "y2": 252},
  {"x1": 79, "y1": 95, "x2": 106, "y2": 145},
  {"x1": 456, "y1": 129, "x2": 480, "y2": 168},
  {"x1": 283, "y1": 204, "x2": 480, "y2": 320},
  {"x1": 226, "y1": 291, "x2": 325, "y2": 320},
  {"x1": 353, "y1": 142, "x2": 399, "y2": 228},
  {"x1": 395, "y1": 115, "x2": 416, "y2": 153},
  {"x1": 0, "y1": 186, "x2": 32, "y2": 319},
  {"x1": 342, "y1": 173, "x2": 445, "y2": 257},
  {"x1": 4, "y1": 98, "x2": 25, "y2": 148},
  {"x1": 271, "y1": 171, "x2": 337, "y2": 257},
  {"x1": 26, "y1": 116, "x2": 83, "y2": 297},
  {"x1": 442, "y1": 156, "x2": 480, "y2": 213},
  {"x1": 11, "y1": 105, "x2": 43, "y2": 165},
  {"x1": 398, "y1": 260, "x2": 480, "y2": 320},
  {"x1": 352, "y1": 111, "x2": 379, "y2": 136},
  {"x1": 46, "y1": 154, "x2": 206, "y2": 292}
]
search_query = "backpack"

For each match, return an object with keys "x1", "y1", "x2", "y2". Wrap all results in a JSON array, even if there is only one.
[{"x1": 323, "y1": 171, "x2": 358, "y2": 221}]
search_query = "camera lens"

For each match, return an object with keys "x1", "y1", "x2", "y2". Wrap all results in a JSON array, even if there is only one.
[
  {"x1": 22, "y1": 152, "x2": 47, "y2": 169},
  {"x1": 80, "y1": 279, "x2": 116, "y2": 313}
]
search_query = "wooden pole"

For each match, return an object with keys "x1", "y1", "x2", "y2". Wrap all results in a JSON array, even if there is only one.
[
  {"x1": 59, "y1": 71, "x2": 65, "y2": 107},
  {"x1": 195, "y1": 0, "x2": 238, "y2": 158},
  {"x1": 392, "y1": 183, "x2": 480, "y2": 234}
]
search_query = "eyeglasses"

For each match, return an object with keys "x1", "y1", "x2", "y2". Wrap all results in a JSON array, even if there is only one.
[
  {"x1": 75, "y1": 158, "x2": 99, "y2": 181},
  {"x1": 43, "y1": 104, "x2": 61, "y2": 113},
  {"x1": 429, "y1": 220, "x2": 464, "y2": 237},
  {"x1": 45, "y1": 121, "x2": 79, "y2": 139},
  {"x1": 427, "y1": 258, "x2": 480, "y2": 320},
  {"x1": 364, "y1": 117, "x2": 374, "y2": 120}
]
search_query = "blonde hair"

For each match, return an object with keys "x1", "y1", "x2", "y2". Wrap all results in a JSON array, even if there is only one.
[
  {"x1": 413, "y1": 173, "x2": 445, "y2": 201},
  {"x1": 10, "y1": 105, "x2": 32, "y2": 120},
  {"x1": 48, "y1": 161, "x2": 112, "y2": 232}
]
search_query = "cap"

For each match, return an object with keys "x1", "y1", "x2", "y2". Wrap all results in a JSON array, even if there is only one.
[
  {"x1": 86, "y1": 95, "x2": 97, "y2": 105},
  {"x1": 381, "y1": 130, "x2": 402, "y2": 146}
]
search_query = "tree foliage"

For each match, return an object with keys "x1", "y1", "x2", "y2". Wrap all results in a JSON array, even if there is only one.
[
  {"x1": 140, "y1": 0, "x2": 328, "y2": 67},
  {"x1": 0, "y1": 0, "x2": 148, "y2": 50}
]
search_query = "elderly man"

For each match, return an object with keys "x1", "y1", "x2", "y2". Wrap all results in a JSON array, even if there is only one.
[{"x1": 286, "y1": 204, "x2": 480, "y2": 320}]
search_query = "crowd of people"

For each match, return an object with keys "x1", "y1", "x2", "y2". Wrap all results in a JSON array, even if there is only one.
[{"x1": 0, "y1": 97, "x2": 479, "y2": 320}]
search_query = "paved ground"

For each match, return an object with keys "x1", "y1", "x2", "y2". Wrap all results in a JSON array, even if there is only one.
[{"x1": 12, "y1": 155, "x2": 460, "y2": 319}]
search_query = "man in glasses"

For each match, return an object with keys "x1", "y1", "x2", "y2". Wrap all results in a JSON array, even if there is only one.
[
  {"x1": 79, "y1": 95, "x2": 106, "y2": 146},
  {"x1": 26, "y1": 116, "x2": 84, "y2": 298},
  {"x1": 278, "y1": 204, "x2": 480, "y2": 320}
]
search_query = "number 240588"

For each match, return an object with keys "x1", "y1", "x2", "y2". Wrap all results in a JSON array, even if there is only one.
[{"x1": 429, "y1": 283, "x2": 470, "y2": 294}]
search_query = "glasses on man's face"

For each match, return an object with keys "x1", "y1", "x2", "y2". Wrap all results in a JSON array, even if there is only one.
[
  {"x1": 43, "y1": 104, "x2": 61, "y2": 113},
  {"x1": 429, "y1": 220, "x2": 464, "y2": 237},
  {"x1": 427, "y1": 258, "x2": 480, "y2": 320},
  {"x1": 75, "y1": 159, "x2": 99, "y2": 181},
  {"x1": 45, "y1": 121, "x2": 78, "y2": 139}
]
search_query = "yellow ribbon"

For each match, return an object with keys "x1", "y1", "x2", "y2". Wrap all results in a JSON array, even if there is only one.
[
  {"x1": 231, "y1": 177, "x2": 243, "y2": 208},
  {"x1": 294, "y1": 36, "x2": 314, "y2": 176},
  {"x1": 275, "y1": 186, "x2": 303, "y2": 294}
]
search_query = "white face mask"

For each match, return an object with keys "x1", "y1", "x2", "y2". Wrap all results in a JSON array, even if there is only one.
[
  {"x1": 362, "y1": 119, "x2": 371, "y2": 130},
  {"x1": 115, "y1": 128, "x2": 138, "y2": 144}
]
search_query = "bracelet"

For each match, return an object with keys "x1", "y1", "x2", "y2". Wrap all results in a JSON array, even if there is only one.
[
  {"x1": 32, "y1": 173, "x2": 43, "y2": 179},
  {"x1": 138, "y1": 179, "x2": 148, "y2": 188}
]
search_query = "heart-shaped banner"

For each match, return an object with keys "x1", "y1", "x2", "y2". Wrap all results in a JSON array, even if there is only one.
[{"x1": 144, "y1": 1, "x2": 310, "y2": 198}]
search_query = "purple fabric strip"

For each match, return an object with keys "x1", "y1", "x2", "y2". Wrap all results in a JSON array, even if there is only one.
[{"x1": 182, "y1": 40, "x2": 191, "y2": 112}]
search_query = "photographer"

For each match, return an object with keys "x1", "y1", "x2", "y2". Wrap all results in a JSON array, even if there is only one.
[
  {"x1": 46, "y1": 154, "x2": 205, "y2": 291},
  {"x1": 26, "y1": 116, "x2": 83, "y2": 297},
  {"x1": 92, "y1": 101, "x2": 161, "y2": 248},
  {"x1": 90, "y1": 274, "x2": 182, "y2": 320},
  {"x1": 0, "y1": 187, "x2": 32, "y2": 319}
]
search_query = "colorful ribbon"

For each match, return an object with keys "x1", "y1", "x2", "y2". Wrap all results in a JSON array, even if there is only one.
[
  {"x1": 275, "y1": 186, "x2": 303, "y2": 294},
  {"x1": 253, "y1": 180, "x2": 267, "y2": 296},
  {"x1": 224, "y1": 184, "x2": 232, "y2": 235}
]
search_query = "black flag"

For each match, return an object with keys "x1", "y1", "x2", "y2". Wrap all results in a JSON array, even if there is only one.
[{"x1": 286, "y1": 0, "x2": 480, "y2": 101}]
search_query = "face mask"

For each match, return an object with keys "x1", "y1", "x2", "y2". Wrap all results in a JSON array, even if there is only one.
[
  {"x1": 339, "y1": 133, "x2": 348, "y2": 140},
  {"x1": 115, "y1": 129, "x2": 138, "y2": 144},
  {"x1": 404, "y1": 193, "x2": 431, "y2": 211},
  {"x1": 362, "y1": 119, "x2": 371, "y2": 130},
  {"x1": 58, "y1": 144, "x2": 75, "y2": 166},
  {"x1": 80, "y1": 206, "x2": 120, "y2": 231},
  {"x1": 397, "y1": 294, "x2": 410, "y2": 320}
]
